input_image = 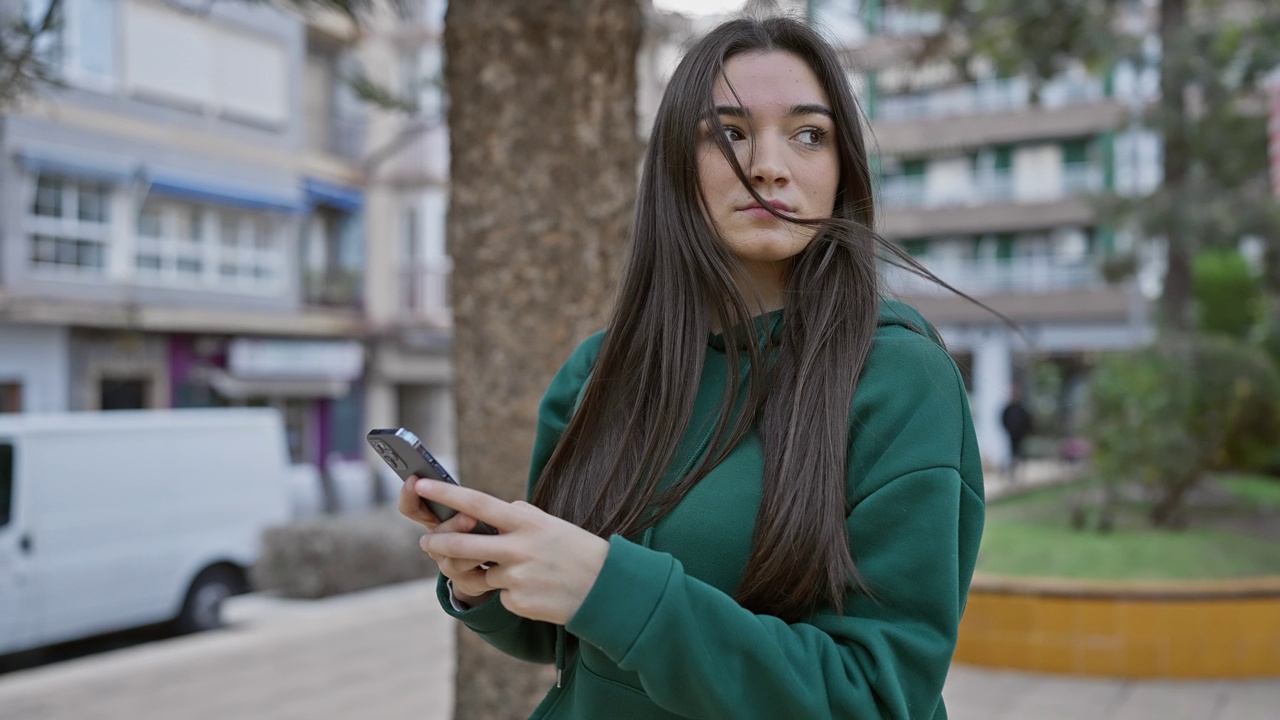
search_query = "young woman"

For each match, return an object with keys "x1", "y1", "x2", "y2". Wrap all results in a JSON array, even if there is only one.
[{"x1": 400, "y1": 15, "x2": 984, "y2": 720}]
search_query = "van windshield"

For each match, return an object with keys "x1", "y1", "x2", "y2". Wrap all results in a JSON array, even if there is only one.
[{"x1": 0, "y1": 443, "x2": 11, "y2": 528}]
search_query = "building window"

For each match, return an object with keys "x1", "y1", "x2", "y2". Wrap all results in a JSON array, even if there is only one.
[
  {"x1": 303, "y1": 209, "x2": 363, "y2": 307},
  {"x1": 135, "y1": 201, "x2": 284, "y2": 291},
  {"x1": 0, "y1": 383, "x2": 22, "y2": 413},
  {"x1": 25, "y1": 0, "x2": 117, "y2": 90},
  {"x1": 27, "y1": 174, "x2": 112, "y2": 275},
  {"x1": 135, "y1": 202, "x2": 206, "y2": 280},
  {"x1": 401, "y1": 190, "x2": 451, "y2": 318},
  {"x1": 219, "y1": 213, "x2": 283, "y2": 288}
]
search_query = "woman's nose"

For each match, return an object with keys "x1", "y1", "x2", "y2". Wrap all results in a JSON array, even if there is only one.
[{"x1": 748, "y1": 136, "x2": 790, "y2": 187}]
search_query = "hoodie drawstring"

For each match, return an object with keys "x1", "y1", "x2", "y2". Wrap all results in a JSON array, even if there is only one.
[{"x1": 555, "y1": 625, "x2": 566, "y2": 687}]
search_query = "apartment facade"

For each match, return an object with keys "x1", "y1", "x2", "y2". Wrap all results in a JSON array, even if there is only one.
[
  {"x1": 641, "y1": 1, "x2": 1159, "y2": 466},
  {"x1": 0, "y1": 0, "x2": 398, "y2": 498},
  {"x1": 357, "y1": 0, "x2": 458, "y2": 476},
  {"x1": 840, "y1": 0, "x2": 1159, "y2": 465}
]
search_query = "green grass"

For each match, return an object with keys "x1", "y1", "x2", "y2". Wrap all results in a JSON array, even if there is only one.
[
  {"x1": 976, "y1": 474, "x2": 1280, "y2": 580},
  {"x1": 1218, "y1": 473, "x2": 1280, "y2": 510}
]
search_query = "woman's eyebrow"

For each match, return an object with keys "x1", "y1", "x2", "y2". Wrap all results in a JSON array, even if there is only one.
[{"x1": 713, "y1": 104, "x2": 833, "y2": 118}]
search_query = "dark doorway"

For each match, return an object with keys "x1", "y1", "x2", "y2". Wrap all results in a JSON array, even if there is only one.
[{"x1": 100, "y1": 378, "x2": 150, "y2": 411}]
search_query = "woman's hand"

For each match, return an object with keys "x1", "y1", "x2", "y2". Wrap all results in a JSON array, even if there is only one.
[
  {"x1": 412, "y1": 479, "x2": 610, "y2": 626},
  {"x1": 397, "y1": 476, "x2": 493, "y2": 606}
]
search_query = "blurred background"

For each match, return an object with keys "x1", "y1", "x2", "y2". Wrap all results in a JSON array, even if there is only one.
[{"x1": 0, "y1": 0, "x2": 1278, "y2": 717}]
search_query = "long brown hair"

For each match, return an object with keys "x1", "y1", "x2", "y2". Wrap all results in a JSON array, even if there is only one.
[{"x1": 533, "y1": 16, "x2": 929, "y2": 622}]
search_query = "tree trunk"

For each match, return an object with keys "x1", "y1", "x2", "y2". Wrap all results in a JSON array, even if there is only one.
[
  {"x1": 443, "y1": 2, "x2": 641, "y2": 718},
  {"x1": 1158, "y1": 0, "x2": 1194, "y2": 332}
]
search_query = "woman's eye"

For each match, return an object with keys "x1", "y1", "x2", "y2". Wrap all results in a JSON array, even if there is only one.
[
  {"x1": 722, "y1": 126, "x2": 746, "y2": 142},
  {"x1": 796, "y1": 128, "x2": 828, "y2": 146}
]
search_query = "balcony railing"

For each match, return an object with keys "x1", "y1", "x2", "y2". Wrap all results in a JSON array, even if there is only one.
[
  {"x1": 876, "y1": 74, "x2": 1107, "y2": 123},
  {"x1": 877, "y1": 77, "x2": 1029, "y2": 122},
  {"x1": 883, "y1": 255, "x2": 1104, "y2": 297},
  {"x1": 304, "y1": 267, "x2": 364, "y2": 308},
  {"x1": 1061, "y1": 162, "x2": 1104, "y2": 194},
  {"x1": 879, "y1": 175, "x2": 927, "y2": 208},
  {"x1": 402, "y1": 261, "x2": 451, "y2": 322},
  {"x1": 879, "y1": 170, "x2": 1014, "y2": 209},
  {"x1": 975, "y1": 171, "x2": 1015, "y2": 203}
]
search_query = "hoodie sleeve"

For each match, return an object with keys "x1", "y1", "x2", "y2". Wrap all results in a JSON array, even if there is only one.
[
  {"x1": 565, "y1": 329, "x2": 985, "y2": 719},
  {"x1": 435, "y1": 332, "x2": 606, "y2": 663}
]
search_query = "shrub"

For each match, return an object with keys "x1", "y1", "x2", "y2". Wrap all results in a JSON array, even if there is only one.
[
  {"x1": 252, "y1": 509, "x2": 437, "y2": 599},
  {"x1": 1085, "y1": 335, "x2": 1280, "y2": 526},
  {"x1": 1192, "y1": 249, "x2": 1262, "y2": 339}
]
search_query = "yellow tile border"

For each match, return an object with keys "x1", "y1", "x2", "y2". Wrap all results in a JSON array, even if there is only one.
[
  {"x1": 970, "y1": 572, "x2": 1280, "y2": 600},
  {"x1": 957, "y1": 574, "x2": 1280, "y2": 678}
]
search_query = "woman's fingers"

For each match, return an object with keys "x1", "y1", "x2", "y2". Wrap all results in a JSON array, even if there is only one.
[
  {"x1": 414, "y1": 479, "x2": 523, "y2": 532},
  {"x1": 420, "y1": 529, "x2": 506, "y2": 564},
  {"x1": 399, "y1": 475, "x2": 442, "y2": 529},
  {"x1": 435, "y1": 512, "x2": 478, "y2": 534}
]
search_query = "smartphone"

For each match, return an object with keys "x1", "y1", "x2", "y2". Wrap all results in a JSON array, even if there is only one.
[{"x1": 367, "y1": 428, "x2": 497, "y2": 535}]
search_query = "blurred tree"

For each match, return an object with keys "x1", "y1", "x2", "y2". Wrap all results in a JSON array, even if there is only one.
[
  {"x1": 1086, "y1": 335, "x2": 1280, "y2": 527},
  {"x1": 901, "y1": 0, "x2": 1280, "y2": 333},
  {"x1": 1192, "y1": 247, "x2": 1263, "y2": 338},
  {"x1": 443, "y1": 1, "x2": 641, "y2": 718},
  {"x1": 0, "y1": 0, "x2": 63, "y2": 108}
]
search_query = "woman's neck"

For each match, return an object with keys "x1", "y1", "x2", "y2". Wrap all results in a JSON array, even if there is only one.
[{"x1": 709, "y1": 261, "x2": 787, "y2": 333}]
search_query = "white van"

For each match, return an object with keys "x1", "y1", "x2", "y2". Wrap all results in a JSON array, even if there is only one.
[{"x1": 0, "y1": 408, "x2": 293, "y2": 656}]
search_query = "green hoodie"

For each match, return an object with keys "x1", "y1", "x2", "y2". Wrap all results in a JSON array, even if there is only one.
[{"x1": 436, "y1": 299, "x2": 985, "y2": 719}]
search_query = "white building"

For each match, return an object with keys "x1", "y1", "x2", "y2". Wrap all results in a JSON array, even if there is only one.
[{"x1": 0, "y1": 0, "x2": 454, "y2": 507}]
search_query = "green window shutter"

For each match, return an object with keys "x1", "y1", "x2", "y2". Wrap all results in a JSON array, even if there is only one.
[
  {"x1": 1100, "y1": 133, "x2": 1115, "y2": 190},
  {"x1": 993, "y1": 146, "x2": 1013, "y2": 171},
  {"x1": 902, "y1": 159, "x2": 926, "y2": 177},
  {"x1": 996, "y1": 234, "x2": 1017, "y2": 260},
  {"x1": 1063, "y1": 139, "x2": 1090, "y2": 164},
  {"x1": 864, "y1": 70, "x2": 878, "y2": 119},
  {"x1": 903, "y1": 239, "x2": 929, "y2": 257}
]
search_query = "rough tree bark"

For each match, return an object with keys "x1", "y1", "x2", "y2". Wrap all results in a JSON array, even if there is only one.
[
  {"x1": 443, "y1": 2, "x2": 641, "y2": 718},
  {"x1": 1158, "y1": 0, "x2": 1193, "y2": 333}
]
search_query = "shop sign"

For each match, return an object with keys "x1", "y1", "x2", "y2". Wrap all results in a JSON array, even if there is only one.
[{"x1": 227, "y1": 338, "x2": 364, "y2": 380}]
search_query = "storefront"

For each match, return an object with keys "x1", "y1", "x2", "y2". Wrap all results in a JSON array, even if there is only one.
[{"x1": 168, "y1": 335, "x2": 365, "y2": 469}]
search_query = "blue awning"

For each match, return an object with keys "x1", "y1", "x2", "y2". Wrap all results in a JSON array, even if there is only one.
[
  {"x1": 303, "y1": 178, "x2": 364, "y2": 213},
  {"x1": 15, "y1": 148, "x2": 139, "y2": 183},
  {"x1": 148, "y1": 174, "x2": 303, "y2": 214}
]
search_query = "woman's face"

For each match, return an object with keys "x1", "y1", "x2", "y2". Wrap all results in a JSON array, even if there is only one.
[{"x1": 697, "y1": 50, "x2": 839, "y2": 285}]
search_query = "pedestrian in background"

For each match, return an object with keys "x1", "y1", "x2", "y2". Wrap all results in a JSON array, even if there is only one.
[
  {"x1": 1001, "y1": 385, "x2": 1033, "y2": 483},
  {"x1": 400, "y1": 14, "x2": 984, "y2": 719}
]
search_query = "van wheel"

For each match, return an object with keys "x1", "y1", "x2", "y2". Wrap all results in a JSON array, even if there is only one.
[{"x1": 175, "y1": 567, "x2": 241, "y2": 634}]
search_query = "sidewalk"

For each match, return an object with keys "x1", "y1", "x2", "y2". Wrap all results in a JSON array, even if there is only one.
[{"x1": 0, "y1": 579, "x2": 1276, "y2": 720}]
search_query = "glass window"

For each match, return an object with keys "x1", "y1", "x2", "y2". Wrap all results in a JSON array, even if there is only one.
[
  {"x1": 33, "y1": 176, "x2": 63, "y2": 217},
  {"x1": 77, "y1": 183, "x2": 108, "y2": 222},
  {"x1": 0, "y1": 443, "x2": 12, "y2": 528},
  {"x1": 27, "y1": 174, "x2": 110, "y2": 274},
  {"x1": 329, "y1": 391, "x2": 363, "y2": 458},
  {"x1": 134, "y1": 204, "x2": 281, "y2": 290},
  {"x1": 74, "y1": 0, "x2": 117, "y2": 82},
  {"x1": 137, "y1": 204, "x2": 162, "y2": 237}
]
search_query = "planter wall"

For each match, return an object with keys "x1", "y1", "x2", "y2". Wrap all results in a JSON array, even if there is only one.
[{"x1": 955, "y1": 573, "x2": 1280, "y2": 678}]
